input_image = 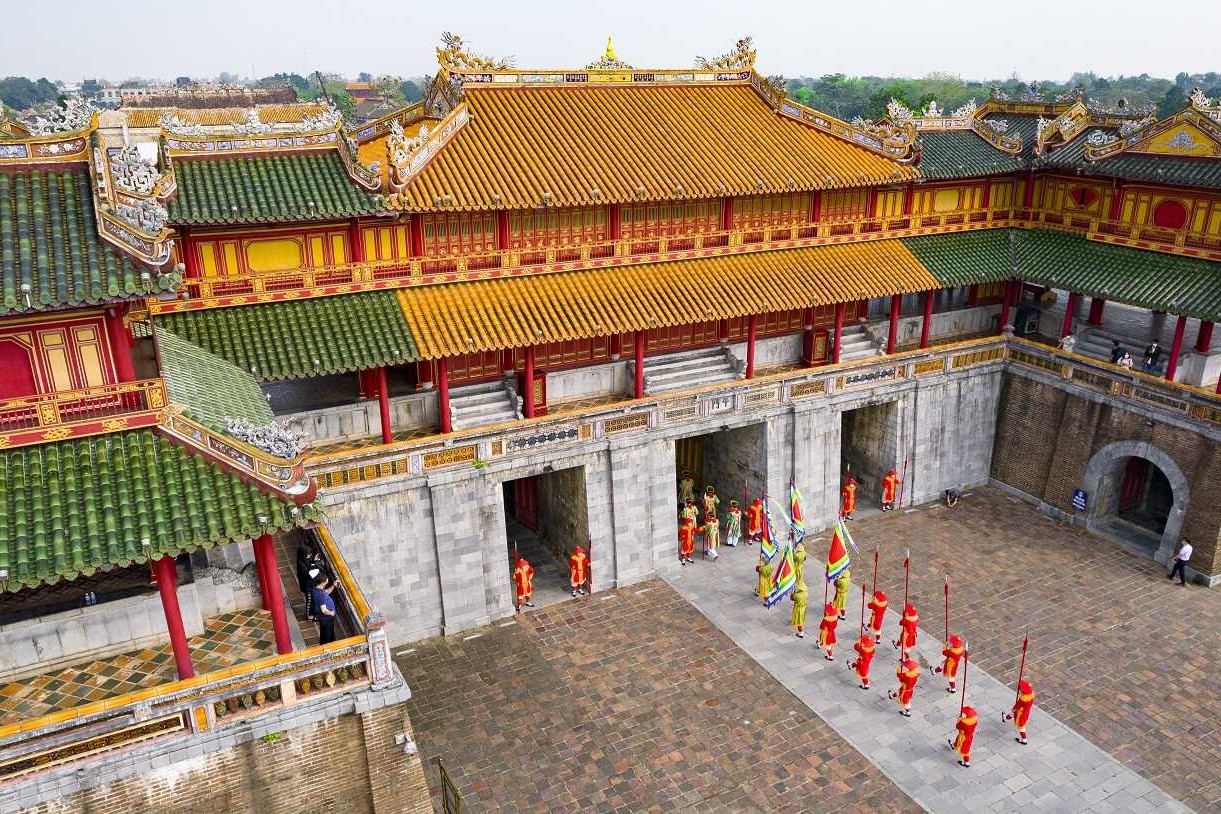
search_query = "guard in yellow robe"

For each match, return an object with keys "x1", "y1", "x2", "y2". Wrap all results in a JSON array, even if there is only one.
[
  {"x1": 678, "y1": 470, "x2": 695, "y2": 506},
  {"x1": 832, "y1": 568, "x2": 851, "y2": 620},
  {"x1": 789, "y1": 580, "x2": 808, "y2": 637},
  {"x1": 703, "y1": 512, "x2": 720, "y2": 560},
  {"x1": 792, "y1": 539, "x2": 807, "y2": 585},
  {"x1": 756, "y1": 556, "x2": 773, "y2": 601}
]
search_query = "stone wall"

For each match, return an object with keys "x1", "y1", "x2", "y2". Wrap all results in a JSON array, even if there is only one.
[
  {"x1": 701, "y1": 423, "x2": 768, "y2": 506},
  {"x1": 284, "y1": 391, "x2": 438, "y2": 444},
  {"x1": 537, "y1": 466, "x2": 589, "y2": 555},
  {"x1": 7, "y1": 685, "x2": 431, "y2": 814},
  {"x1": 990, "y1": 369, "x2": 1221, "y2": 579},
  {"x1": 840, "y1": 402, "x2": 898, "y2": 504}
]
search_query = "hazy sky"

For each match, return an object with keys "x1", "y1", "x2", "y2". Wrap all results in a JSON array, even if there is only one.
[{"x1": 4, "y1": 0, "x2": 1217, "y2": 83}]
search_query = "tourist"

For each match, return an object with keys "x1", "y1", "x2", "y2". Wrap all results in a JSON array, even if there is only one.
[
  {"x1": 1003, "y1": 680, "x2": 1036, "y2": 745},
  {"x1": 832, "y1": 569, "x2": 851, "y2": 621},
  {"x1": 1118, "y1": 352, "x2": 1134, "y2": 371},
  {"x1": 312, "y1": 573, "x2": 337, "y2": 645},
  {"x1": 866, "y1": 589, "x2": 888, "y2": 639},
  {"x1": 745, "y1": 498, "x2": 764, "y2": 546},
  {"x1": 677, "y1": 469, "x2": 695, "y2": 507},
  {"x1": 893, "y1": 603, "x2": 919, "y2": 651},
  {"x1": 789, "y1": 579, "x2": 808, "y2": 637},
  {"x1": 950, "y1": 706, "x2": 979, "y2": 767},
  {"x1": 1142, "y1": 340, "x2": 1161, "y2": 373},
  {"x1": 1167, "y1": 538, "x2": 1192, "y2": 585},
  {"x1": 936, "y1": 635, "x2": 965, "y2": 693},
  {"x1": 818, "y1": 602, "x2": 839, "y2": 660},
  {"x1": 848, "y1": 633, "x2": 875, "y2": 689},
  {"x1": 1109, "y1": 340, "x2": 1125, "y2": 364},
  {"x1": 724, "y1": 499, "x2": 742, "y2": 547},
  {"x1": 295, "y1": 541, "x2": 323, "y2": 620},
  {"x1": 568, "y1": 545, "x2": 589, "y2": 594},
  {"x1": 887, "y1": 657, "x2": 921, "y2": 717},
  {"x1": 840, "y1": 476, "x2": 858, "y2": 520},
  {"x1": 881, "y1": 468, "x2": 902, "y2": 511},
  {"x1": 678, "y1": 517, "x2": 696, "y2": 566},
  {"x1": 1058, "y1": 333, "x2": 1077, "y2": 354},
  {"x1": 702, "y1": 511, "x2": 720, "y2": 561},
  {"x1": 512, "y1": 556, "x2": 535, "y2": 611}
]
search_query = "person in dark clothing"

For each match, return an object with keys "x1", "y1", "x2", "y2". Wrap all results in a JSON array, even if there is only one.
[
  {"x1": 312, "y1": 574, "x2": 337, "y2": 644},
  {"x1": 1109, "y1": 340, "x2": 1125, "y2": 365},
  {"x1": 1142, "y1": 340, "x2": 1161, "y2": 373},
  {"x1": 295, "y1": 542, "x2": 324, "y2": 620}
]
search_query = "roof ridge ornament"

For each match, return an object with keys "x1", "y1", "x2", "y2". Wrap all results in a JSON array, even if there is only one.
[
  {"x1": 19, "y1": 99, "x2": 96, "y2": 136},
  {"x1": 695, "y1": 36, "x2": 757, "y2": 71},
  {"x1": 437, "y1": 32, "x2": 514, "y2": 72},
  {"x1": 233, "y1": 108, "x2": 273, "y2": 135},
  {"x1": 588, "y1": 36, "x2": 633, "y2": 70}
]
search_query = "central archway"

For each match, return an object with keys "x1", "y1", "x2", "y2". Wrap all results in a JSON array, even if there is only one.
[{"x1": 1081, "y1": 441, "x2": 1189, "y2": 565}]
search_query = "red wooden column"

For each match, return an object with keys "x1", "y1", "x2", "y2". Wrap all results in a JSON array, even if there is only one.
[
  {"x1": 998, "y1": 281, "x2": 1014, "y2": 334},
  {"x1": 1087, "y1": 297, "x2": 1106, "y2": 326},
  {"x1": 608, "y1": 204, "x2": 621, "y2": 241},
  {"x1": 255, "y1": 543, "x2": 271, "y2": 611},
  {"x1": 523, "y1": 346, "x2": 536, "y2": 419},
  {"x1": 720, "y1": 197, "x2": 734, "y2": 232},
  {"x1": 901, "y1": 184, "x2": 914, "y2": 216},
  {"x1": 980, "y1": 179, "x2": 992, "y2": 209},
  {"x1": 1060, "y1": 292, "x2": 1080, "y2": 338},
  {"x1": 801, "y1": 308, "x2": 815, "y2": 366},
  {"x1": 179, "y1": 226, "x2": 200, "y2": 280},
  {"x1": 920, "y1": 290, "x2": 935, "y2": 348},
  {"x1": 105, "y1": 307, "x2": 136, "y2": 383},
  {"x1": 1166, "y1": 315, "x2": 1188, "y2": 382},
  {"x1": 832, "y1": 303, "x2": 845, "y2": 363},
  {"x1": 633, "y1": 331, "x2": 645, "y2": 398},
  {"x1": 253, "y1": 534, "x2": 293, "y2": 655},
  {"x1": 376, "y1": 366, "x2": 393, "y2": 444},
  {"x1": 886, "y1": 294, "x2": 901, "y2": 354},
  {"x1": 437, "y1": 358, "x2": 452, "y2": 433},
  {"x1": 1109, "y1": 181, "x2": 1125, "y2": 221},
  {"x1": 408, "y1": 215, "x2": 424, "y2": 257},
  {"x1": 866, "y1": 188, "x2": 879, "y2": 219},
  {"x1": 1022, "y1": 169, "x2": 1036, "y2": 209},
  {"x1": 1195, "y1": 321, "x2": 1214, "y2": 353},
  {"x1": 348, "y1": 218, "x2": 366, "y2": 262},
  {"x1": 152, "y1": 556, "x2": 195, "y2": 679},
  {"x1": 811, "y1": 190, "x2": 823, "y2": 222},
  {"x1": 496, "y1": 211, "x2": 510, "y2": 250},
  {"x1": 745, "y1": 314, "x2": 758, "y2": 379}
]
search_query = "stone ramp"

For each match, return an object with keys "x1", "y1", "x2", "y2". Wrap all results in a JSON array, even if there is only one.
[{"x1": 665, "y1": 542, "x2": 1189, "y2": 814}]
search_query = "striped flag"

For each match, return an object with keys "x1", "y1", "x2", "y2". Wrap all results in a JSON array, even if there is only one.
[
  {"x1": 765, "y1": 540, "x2": 797, "y2": 608},
  {"x1": 788, "y1": 480, "x2": 806, "y2": 544},
  {"x1": 760, "y1": 494, "x2": 780, "y2": 561},
  {"x1": 826, "y1": 520, "x2": 852, "y2": 580}
]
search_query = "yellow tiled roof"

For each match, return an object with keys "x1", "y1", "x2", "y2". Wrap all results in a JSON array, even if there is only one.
[
  {"x1": 397, "y1": 240, "x2": 937, "y2": 358},
  {"x1": 395, "y1": 84, "x2": 917, "y2": 212},
  {"x1": 122, "y1": 103, "x2": 331, "y2": 128}
]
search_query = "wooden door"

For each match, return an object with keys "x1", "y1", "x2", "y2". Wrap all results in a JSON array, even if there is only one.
[
  {"x1": 1118, "y1": 458, "x2": 1149, "y2": 514},
  {"x1": 513, "y1": 477, "x2": 539, "y2": 531}
]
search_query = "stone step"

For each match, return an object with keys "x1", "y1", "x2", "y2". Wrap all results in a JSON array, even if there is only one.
[
  {"x1": 453, "y1": 397, "x2": 518, "y2": 420},
  {"x1": 646, "y1": 368, "x2": 739, "y2": 394},
  {"x1": 450, "y1": 389, "x2": 511, "y2": 408},
  {"x1": 643, "y1": 354, "x2": 732, "y2": 376},
  {"x1": 643, "y1": 346, "x2": 728, "y2": 365},
  {"x1": 452, "y1": 411, "x2": 518, "y2": 431},
  {"x1": 450, "y1": 379, "x2": 507, "y2": 396}
]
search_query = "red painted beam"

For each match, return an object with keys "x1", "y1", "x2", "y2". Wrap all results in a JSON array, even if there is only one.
[{"x1": 152, "y1": 556, "x2": 195, "y2": 679}]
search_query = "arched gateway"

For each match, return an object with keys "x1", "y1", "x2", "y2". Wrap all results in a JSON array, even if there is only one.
[{"x1": 1081, "y1": 440, "x2": 1190, "y2": 565}]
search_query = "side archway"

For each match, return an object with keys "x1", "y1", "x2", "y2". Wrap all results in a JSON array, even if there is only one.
[{"x1": 1081, "y1": 440, "x2": 1189, "y2": 565}]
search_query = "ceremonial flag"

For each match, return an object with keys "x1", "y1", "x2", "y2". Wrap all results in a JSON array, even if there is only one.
[
  {"x1": 838, "y1": 515, "x2": 860, "y2": 555},
  {"x1": 826, "y1": 520, "x2": 851, "y2": 580},
  {"x1": 760, "y1": 494, "x2": 780, "y2": 561},
  {"x1": 765, "y1": 540, "x2": 797, "y2": 608},
  {"x1": 788, "y1": 480, "x2": 806, "y2": 543}
]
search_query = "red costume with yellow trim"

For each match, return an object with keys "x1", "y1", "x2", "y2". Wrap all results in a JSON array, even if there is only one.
[
  {"x1": 678, "y1": 516, "x2": 696, "y2": 564},
  {"x1": 512, "y1": 557, "x2": 535, "y2": 610},
  {"x1": 568, "y1": 546, "x2": 589, "y2": 596},
  {"x1": 850, "y1": 634, "x2": 875, "y2": 689},
  {"x1": 745, "y1": 498, "x2": 764, "y2": 544},
  {"x1": 1005, "y1": 679, "x2": 1036, "y2": 744},
  {"x1": 889, "y1": 658, "x2": 921, "y2": 715},
  {"x1": 937, "y1": 635, "x2": 965, "y2": 692},
  {"x1": 818, "y1": 603, "x2": 838, "y2": 660},
  {"x1": 881, "y1": 468, "x2": 902, "y2": 511},
  {"x1": 893, "y1": 604, "x2": 919, "y2": 651},
  {"x1": 840, "y1": 478, "x2": 857, "y2": 520},
  {"x1": 866, "y1": 590, "x2": 888, "y2": 637},
  {"x1": 950, "y1": 706, "x2": 978, "y2": 767}
]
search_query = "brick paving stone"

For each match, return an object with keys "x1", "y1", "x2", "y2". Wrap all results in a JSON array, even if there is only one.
[
  {"x1": 398, "y1": 583, "x2": 919, "y2": 813},
  {"x1": 844, "y1": 487, "x2": 1219, "y2": 812}
]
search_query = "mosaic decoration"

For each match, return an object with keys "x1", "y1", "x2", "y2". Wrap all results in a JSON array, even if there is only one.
[
  {"x1": 115, "y1": 198, "x2": 169, "y2": 232},
  {"x1": 1190, "y1": 87, "x2": 1213, "y2": 108},
  {"x1": 298, "y1": 103, "x2": 342, "y2": 132},
  {"x1": 1118, "y1": 115, "x2": 1156, "y2": 136},
  {"x1": 951, "y1": 99, "x2": 977, "y2": 118},
  {"x1": 158, "y1": 112, "x2": 206, "y2": 135},
  {"x1": 110, "y1": 144, "x2": 160, "y2": 195},
  {"x1": 224, "y1": 417, "x2": 308, "y2": 459},
  {"x1": 232, "y1": 109, "x2": 273, "y2": 135},
  {"x1": 19, "y1": 99, "x2": 95, "y2": 135}
]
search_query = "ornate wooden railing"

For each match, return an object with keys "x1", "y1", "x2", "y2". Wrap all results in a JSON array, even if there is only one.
[
  {"x1": 159, "y1": 207, "x2": 1017, "y2": 313},
  {"x1": 0, "y1": 378, "x2": 168, "y2": 450},
  {"x1": 1026, "y1": 208, "x2": 1221, "y2": 261}
]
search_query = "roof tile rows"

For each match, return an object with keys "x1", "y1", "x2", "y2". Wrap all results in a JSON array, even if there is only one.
[
  {"x1": 155, "y1": 327, "x2": 275, "y2": 430},
  {"x1": 917, "y1": 131, "x2": 1026, "y2": 180}
]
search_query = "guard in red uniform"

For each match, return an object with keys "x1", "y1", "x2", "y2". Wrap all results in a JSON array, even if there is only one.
[
  {"x1": 678, "y1": 516, "x2": 696, "y2": 565},
  {"x1": 866, "y1": 590, "x2": 888, "y2": 638},
  {"x1": 888, "y1": 657, "x2": 921, "y2": 717},
  {"x1": 881, "y1": 468, "x2": 902, "y2": 511},
  {"x1": 848, "y1": 633, "x2": 875, "y2": 689},
  {"x1": 949, "y1": 706, "x2": 979, "y2": 767},
  {"x1": 840, "y1": 477, "x2": 858, "y2": 520},
  {"x1": 745, "y1": 498, "x2": 764, "y2": 545},
  {"x1": 1003, "y1": 679, "x2": 1036, "y2": 744},
  {"x1": 893, "y1": 603, "x2": 919, "y2": 651},
  {"x1": 936, "y1": 634, "x2": 965, "y2": 693},
  {"x1": 568, "y1": 545, "x2": 589, "y2": 596},
  {"x1": 512, "y1": 557, "x2": 535, "y2": 611},
  {"x1": 818, "y1": 603, "x2": 839, "y2": 661}
]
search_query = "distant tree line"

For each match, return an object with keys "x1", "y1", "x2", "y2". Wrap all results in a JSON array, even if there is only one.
[{"x1": 0, "y1": 77, "x2": 61, "y2": 112}]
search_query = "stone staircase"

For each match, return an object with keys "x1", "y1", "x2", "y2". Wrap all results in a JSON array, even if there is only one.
[
  {"x1": 632, "y1": 346, "x2": 741, "y2": 395},
  {"x1": 840, "y1": 323, "x2": 880, "y2": 361},
  {"x1": 449, "y1": 379, "x2": 521, "y2": 431},
  {"x1": 1076, "y1": 327, "x2": 1147, "y2": 365}
]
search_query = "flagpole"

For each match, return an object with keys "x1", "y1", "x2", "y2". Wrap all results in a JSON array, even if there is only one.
[
  {"x1": 1014, "y1": 632, "x2": 1029, "y2": 704},
  {"x1": 902, "y1": 548, "x2": 911, "y2": 610},
  {"x1": 898, "y1": 455, "x2": 908, "y2": 509},
  {"x1": 870, "y1": 546, "x2": 879, "y2": 597},
  {"x1": 943, "y1": 574, "x2": 950, "y2": 643},
  {"x1": 859, "y1": 582, "x2": 866, "y2": 633},
  {"x1": 959, "y1": 640, "x2": 970, "y2": 716},
  {"x1": 822, "y1": 564, "x2": 830, "y2": 605}
]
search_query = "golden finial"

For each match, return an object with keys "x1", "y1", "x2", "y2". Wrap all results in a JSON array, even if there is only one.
[{"x1": 605, "y1": 36, "x2": 617, "y2": 60}]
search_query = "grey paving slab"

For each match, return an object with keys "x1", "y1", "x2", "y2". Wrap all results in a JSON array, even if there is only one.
[{"x1": 665, "y1": 542, "x2": 1190, "y2": 814}]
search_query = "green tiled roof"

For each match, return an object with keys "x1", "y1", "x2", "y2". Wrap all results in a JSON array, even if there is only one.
[
  {"x1": 0, "y1": 166, "x2": 177, "y2": 314},
  {"x1": 154, "y1": 291, "x2": 419, "y2": 381},
  {"x1": 985, "y1": 114, "x2": 1040, "y2": 160},
  {"x1": 156, "y1": 327, "x2": 275, "y2": 431},
  {"x1": 917, "y1": 131, "x2": 1026, "y2": 180},
  {"x1": 902, "y1": 229, "x2": 1016, "y2": 286},
  {"x1": 169, "y1": 151, "x2": 379, "y2": 225},
  {"x1": 0, "y1": 430, "x2": 320, "y2": 592},
  {"x1": 1039, "y1": 133, "x2": 1221, "y2": 189}
]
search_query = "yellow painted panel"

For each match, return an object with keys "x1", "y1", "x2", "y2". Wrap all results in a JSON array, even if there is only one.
[
  {"x1": 378, "y1": 228, "x2": 392, "y2": 258},
  {"x1": 877, "y1": 190, "x2": 903, "y2": 218},
  {"x1": 309, "y1": 236, "x2": 326, "y2": 268},
  {"x1": 73, "y1": 326, "x2": 95, "y2": 342},
  {"x1": 74, "y1": 331, "x2": 105, "y2": 387},
  {"x1": 40, "y1": 333, "x2": 71, "y2": 392},
  {"x1": 362, "y1": 227, "x2": 377, "y2": 260},
  {"x1": 395, "y1": 225, "x2": 408, "y2": 257},
  {"x1": 331, "y1": 234, "x2": 347, "y2": 264},
  {"x1": 245, "y1": 237, "x2": 304, "y2": 273},
  {"x1": 1190, "y1": 205, "x2": 1207, "y2": 233},
  {"x1": 199, "y1": 242, "x2": 219, "y2": 278},
  {"x1": 933, "y1": 188, "x2": 961, "y2": 213},
  {"x1": 1136, "y1": 123, "x2": 1219, "y2": 157},
  {"x1": 222, "y1": 243, "x2": 241, "y2": 278},
  {"x1": 1207, "y1": 210, "x2": 1221, "y2": 236}
]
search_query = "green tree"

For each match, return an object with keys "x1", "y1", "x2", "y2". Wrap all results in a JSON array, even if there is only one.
[
  {"x1": 0, "y1": 76, "x2": 61, "y2": 111},
  {"x1": 1160, "y1": 85, "x2": 1188, "y2": 113}
]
